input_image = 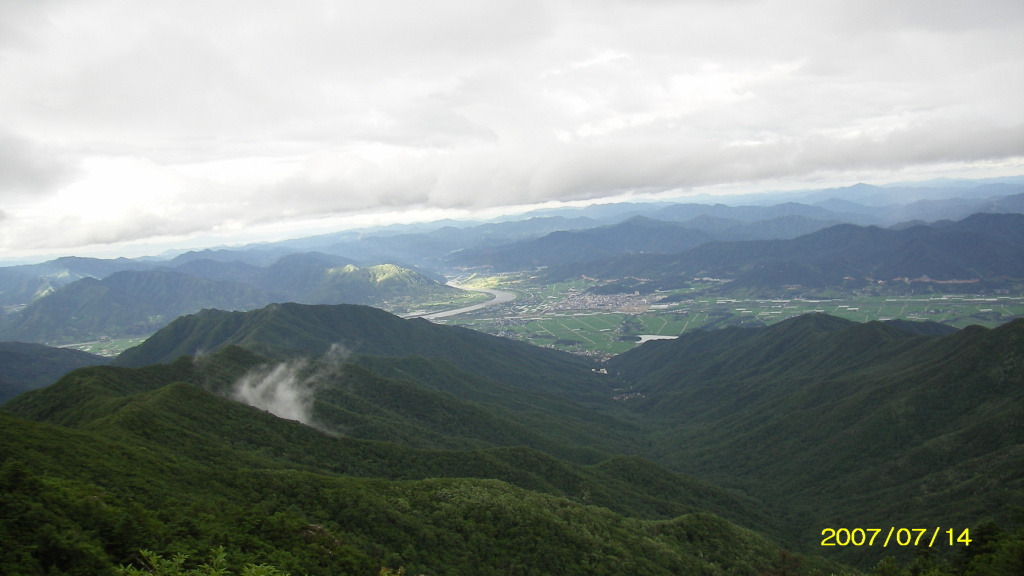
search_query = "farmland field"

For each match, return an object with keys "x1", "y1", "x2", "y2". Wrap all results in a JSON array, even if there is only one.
[
  {"x1": 63, "y1": 336, "x2": 149, "y2": 357},
  {"x1": 53, "y1": 274, "x2": 1024, "y2": 359},
  {"x1": 436, "y1": 274, "x2": 1024, "y2": 357}
]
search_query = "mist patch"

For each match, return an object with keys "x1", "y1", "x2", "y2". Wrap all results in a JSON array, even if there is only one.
[{"x1": 231, "y1": 343, "x2": 349, "y2": 428}]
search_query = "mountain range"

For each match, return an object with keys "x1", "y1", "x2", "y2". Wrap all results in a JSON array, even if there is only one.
[
  {"x1": 4, "y1": 178, "x2": 1021, "y2": 297},
  {"x1": 1, "y1": 296, "x2": 1021, "y2": 574},
  {"x1": 543, "y1": 213, "x2": 1024, "y2": 293},
  {"x1": 4, "y1": 210, "x2": 1023, "y2": 347},
  {"x1": 1, "y1": 177, "x2": 1022, "y2": 574},
  {"x1": 0, "y1": 255, "x2": 461, "y2": 346},
  {"x1": 1, "y1": 177, "x2": 1021, "y2": 331},
  {"x1": 112, "y1": 303, "x2": 1021, "y2": 551},
  {"x1": 0, "y1": 304, "x2": 814, "y2": 575},
  {"x1": 277, "y1": 183, "x2": 1024, "y2": 270}
]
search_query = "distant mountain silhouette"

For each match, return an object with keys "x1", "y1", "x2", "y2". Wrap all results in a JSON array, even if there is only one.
[
  {"x1": 544, "y1": 213, "x2": 1024, "y2": 291},
  {"x1": 0, "y1": 255, "x2": 460, "y2": 345},
  {"x1": 0, "y1": 270, "x2": 278, "y2": 345}
]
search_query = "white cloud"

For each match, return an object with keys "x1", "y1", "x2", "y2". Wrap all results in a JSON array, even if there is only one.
[
  {"x1": 231, "y1": 343, "x2": 350, "y2": 429},
  {"x1": 0, "y1": 0, "x2": 1021, "y2": 258},
  {"x1": 233, "y1": 360, "x2": 318, "y2": 425}
]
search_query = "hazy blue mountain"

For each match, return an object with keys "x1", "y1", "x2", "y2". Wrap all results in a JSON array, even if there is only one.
[
  {"x1": 248, "y1": 252, "x2": 360, "y2": 298},
  {"x1": 315, "y1": 186, "x2": 1024, "y2": 269},
  {"x1": 166, "y1": 247, "x2": 297, "y2": 267},
  {"x1": 3, "y1": 177, "x2": 1020, "y2": 304},
  {"x1": 163, "y1": 257, "x2": 265, "y2": 285},
  {"x1": 656, "y1": 201, "x2": 864, "y2": 224},
  {"x1": 0, "y1": 270, "x2": 279, "y2": 345},
  {"x1": 0, "y1": 251, "x2": 468, "y2": 345},
  {"x1": 799, "y1": 180, "x2": 1024, "y2": 209},
  {"x1": 0, "y1": 256, "x2": 156, "y2": 307},
  {"x1": 244, "y1": 181, "x2": 1022, "y2": 268},
  {"x1": 543, "y1": 213, "x2": 1024, "y2": 291},
  {"x1": 675, "y1": 213, "x2": 846, "y2": 239},
  {"x1": 877, "y1": 191, "x2": 1024, "y2": 224},
  {"x1": 321, "y1": 216, "x2": 602, "y2": 267},
  {"x1": 448, "y1": 216, "x2": 715, "y2": 270}
]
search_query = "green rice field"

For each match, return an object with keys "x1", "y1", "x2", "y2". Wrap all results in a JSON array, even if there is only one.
[{"x1": 440, "y1": 275, "x2": 1024, "y2": 357}]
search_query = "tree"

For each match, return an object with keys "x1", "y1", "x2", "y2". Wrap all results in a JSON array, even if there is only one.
[{"x1": 117, "y1": 548, "x2": 287, "y2": 576}]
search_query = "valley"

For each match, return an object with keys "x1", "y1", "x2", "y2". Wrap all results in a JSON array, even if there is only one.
[
  {"x1": 47, "y1": 273, "x2": 1024, "y2": 359},
  {"x1": 59, "y1": 336, "x2": 149, "y2": 357},
  {"x1": 435, "y1": 274, "x2": 1024, "y2": 356}
]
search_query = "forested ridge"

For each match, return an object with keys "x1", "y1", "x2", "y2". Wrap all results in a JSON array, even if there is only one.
[
  {"x1": 0, "y1": 352, "x2": 813, "y2": 575},
  {"x1": 2, "y1": 303, "x2": 1022, "y2": 575}
]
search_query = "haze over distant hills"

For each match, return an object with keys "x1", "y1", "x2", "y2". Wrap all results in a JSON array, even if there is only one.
[
  {"x1": 3, "y1": 177, "x2": 1021, "y2": 270},
  {"x1": 1, "y1": 177, "x2": 1022, "y2": 349},
  {"x1": 542, "y1": 212, "x2": 1024, "y2": 292},
  {"x1": 0, "y1": 256, "x2": 461, "y2": 346},
  {"x1": 266, "y1": 179, "x2": 1024, "y2": 270}
]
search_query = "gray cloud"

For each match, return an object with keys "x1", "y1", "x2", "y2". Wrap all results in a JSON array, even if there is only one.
[
  {"x1": 0, "y1": 0, "x2": 1021, "y2": 257},
  {"x1": 0, "y1": 131, "x2": 80, "y2": 199}
]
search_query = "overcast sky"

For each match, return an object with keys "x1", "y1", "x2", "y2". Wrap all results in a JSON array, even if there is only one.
[{"x1": 1, "y1": 0, "x2": 1022, "y2": 261}]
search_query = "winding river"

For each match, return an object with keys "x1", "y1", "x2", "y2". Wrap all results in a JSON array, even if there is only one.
[{"x1": 415, "y1": 282, "x2": 517, "y2": 320}]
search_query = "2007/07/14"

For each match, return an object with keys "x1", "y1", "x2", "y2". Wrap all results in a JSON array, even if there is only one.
[{"x1": 821, "y1": 527, "x2": 972, "y2": 547}]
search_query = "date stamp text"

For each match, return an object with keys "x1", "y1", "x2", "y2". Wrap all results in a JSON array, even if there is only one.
[{"x1": 821, "y1": 528, "x2": 971, "y2": 547}]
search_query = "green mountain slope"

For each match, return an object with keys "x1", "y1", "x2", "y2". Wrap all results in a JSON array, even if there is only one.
[
  {"x1": 0, "y1": 345, "x2": 821, "y2": 576},
  {"x1": 0, "y1": 342, "x2": 107, "y2": 404},
  {"x1": 350, "y1": 354, "x2": 640, "y2": 458},
  {"x1": 0, "y1": 412, "x2": 797, "y2": 576},
  {"x1": 113, "y1": 302, "x2": 613, "y2": 403},
  {"x1": 69, "y1": 337, "x2": 638, "y2": 465},
  {"x1": 608, "y1": 314, "x2": 1024, "y2": 564},
  {"x1": 310, "y1": 263, "x2": 458, "y2": 307},
  {"x1": 7, "y1": 346, "x2": 720, "y2": 523},
  {"x1": 5, "y1": 298, "x2": 1019, "y2": 572}
]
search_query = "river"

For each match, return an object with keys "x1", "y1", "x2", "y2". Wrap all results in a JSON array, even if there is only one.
[{"x1": 415, "y1": 282, "x2": 517, "y2": 320}]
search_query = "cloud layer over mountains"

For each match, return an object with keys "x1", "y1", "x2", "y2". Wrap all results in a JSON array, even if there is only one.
[{"x1": 1, "y1": 0, "x2": 1022, "y2": 258}]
